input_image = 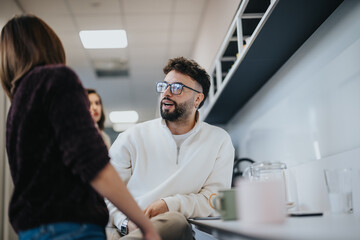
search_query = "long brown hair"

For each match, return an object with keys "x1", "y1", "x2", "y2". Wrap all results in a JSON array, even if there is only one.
[
  {"x1": 86, "y1": 88, "x2": 106, "y2": 130},
  {"x1": 0, "y1": 14, "x2": 66, "y2": 100}
]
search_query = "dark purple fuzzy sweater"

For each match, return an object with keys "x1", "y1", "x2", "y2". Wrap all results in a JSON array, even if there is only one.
[{"x1": 6, "y1": 64, "x2": 110, "y2": 232}]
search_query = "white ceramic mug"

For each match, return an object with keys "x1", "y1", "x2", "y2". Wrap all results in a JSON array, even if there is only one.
[{"x1": 236, "y1": 179, "x2": 286, "y2": 224}]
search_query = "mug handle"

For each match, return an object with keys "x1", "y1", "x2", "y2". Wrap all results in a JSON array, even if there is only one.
[
  {"x1": 208, "y1": 193, "x2": 217, "y2": 209},
  {"x1": 212, "y1": 195, "x2": 223, "y2": 212}
]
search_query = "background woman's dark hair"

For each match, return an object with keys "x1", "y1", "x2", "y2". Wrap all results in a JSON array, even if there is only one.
[
  {"x1": 86, "y1": 88, "x2": 106, "y2": 130},
  {"x1": 163, "y1": 57, "x2": 210, "y2": 109},
  {"x1": 0, "y1": 14, "x2": 66, "y2": 100}
]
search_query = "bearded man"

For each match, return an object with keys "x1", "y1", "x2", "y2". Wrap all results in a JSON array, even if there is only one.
[{"x1": 106, "y1": 57, "x2": 234, "y2": 240}]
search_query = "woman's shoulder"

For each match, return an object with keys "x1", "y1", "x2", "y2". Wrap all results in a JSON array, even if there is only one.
[
  {"x1": 30, "y1": 64, "x2": 77, "y2": 80},
  {"x1": 28, "y1": 64, "x2": 81, "y2": 89},
  {"x1": 14, "y1": 64, "x2": 79, "y2": 96},
  {"x1": 32, "y1": 64, "x2": 73, "y2": 73}
]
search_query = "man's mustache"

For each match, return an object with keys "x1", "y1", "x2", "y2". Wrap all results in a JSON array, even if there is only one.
[{"x1": 161, "y1": 97, "x2": 176, "y2": 105}]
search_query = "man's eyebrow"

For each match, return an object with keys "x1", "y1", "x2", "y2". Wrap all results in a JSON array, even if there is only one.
[{"x1": 165, "y1": 81, "x2": 183, "y2": 84}]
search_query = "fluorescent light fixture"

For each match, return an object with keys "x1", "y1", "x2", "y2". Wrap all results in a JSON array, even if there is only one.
[
  {"x1": 109, "y1": 111, "x2": 139, "y2": 123},
  {"x1": 79, "y1": 30, "x2": 128, "y2": 49}
]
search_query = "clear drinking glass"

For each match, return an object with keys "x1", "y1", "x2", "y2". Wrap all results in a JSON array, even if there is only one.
[{"x1": 324, "y1": 168, "x2": 353, "y2": 214}]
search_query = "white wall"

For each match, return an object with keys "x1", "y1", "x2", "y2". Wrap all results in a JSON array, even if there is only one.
[
  {"x1": 0, "y1": 75, "x2": 6, "y2": 240},
  {"x1": 0, "y1": 1, "x2": 22, "y2": 239},
  {"x1": 192, "y1": 0, "x2": 241, "y2": 71},
  {"x1": 0, "y1": 82, "x2": 15, "y2": 240},
  {"x1": 226, "y1": 0, "x2": 360, "y2": 213}
]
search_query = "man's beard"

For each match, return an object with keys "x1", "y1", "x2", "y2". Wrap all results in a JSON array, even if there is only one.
[{"x1": 160, "y1": 98, "x2": 192, "y2": 122}]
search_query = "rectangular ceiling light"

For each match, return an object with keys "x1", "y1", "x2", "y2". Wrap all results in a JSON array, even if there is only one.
[
  {"x1": 79, "y1": 30, "x2": 128, "y2": 49},
  {"x1": 109, "y1": 111, "x2": 139, "y2": 123}
]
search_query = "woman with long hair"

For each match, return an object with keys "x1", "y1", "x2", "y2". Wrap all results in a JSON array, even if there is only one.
[
  {"x1": 87, "y1": 88, "x2": 111, "y2": 149},
  {"x1": 0, "y1": 14, "x2": 160, "y2": 240}
]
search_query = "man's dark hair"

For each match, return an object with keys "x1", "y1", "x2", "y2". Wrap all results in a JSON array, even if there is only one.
[{"x1": 163, "y1": 57, "x2": 210, "y2": 109}]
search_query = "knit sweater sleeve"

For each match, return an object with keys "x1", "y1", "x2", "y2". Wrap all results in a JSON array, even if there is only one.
[
  {"x1": 106, "y1": 130, "x2": 133, "y2": 228},
  {"x1": 45, "y1": 65, "x2": 110, "y2": 183}
]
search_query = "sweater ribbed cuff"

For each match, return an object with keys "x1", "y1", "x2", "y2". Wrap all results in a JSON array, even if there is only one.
[
  {"x1": 113, "y1": 212, "x2": 127, "y2": 229},
  {"x1": 162, "y1": 196, "x2": 180, "y2": 212}
]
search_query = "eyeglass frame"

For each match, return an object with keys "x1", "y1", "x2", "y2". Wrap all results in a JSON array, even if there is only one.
[{"x1": 156, "y1": 81, "x2": 202, "y2": 95}]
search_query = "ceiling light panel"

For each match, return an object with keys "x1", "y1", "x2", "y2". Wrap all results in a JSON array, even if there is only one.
[
  {"x1": 109, "y1": 111, "x2": 139, "y2": 123},
  {"x1": 79, "y1": 30, "x2": 128, "y2": 49}
]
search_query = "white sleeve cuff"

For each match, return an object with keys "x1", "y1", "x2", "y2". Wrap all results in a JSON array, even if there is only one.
[
  {"x1": 162, "y1": 196, "x2": 180, "y2": 212},
  {"x1": 113, "y1": 212, "x2": 127, "y2": 229}
]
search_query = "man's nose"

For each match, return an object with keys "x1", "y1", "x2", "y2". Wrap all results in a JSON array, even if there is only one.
[{"x1": 163, "y1": 85, "x2": 172, "y2": 96}]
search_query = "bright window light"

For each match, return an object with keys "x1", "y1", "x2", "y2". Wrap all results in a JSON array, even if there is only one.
[
  {"x1": 79, "y1": 30, "x2": 128, "y2": 49},
  {"x1": 109, "y1": 111, "x2": 139, "y2": 123}
]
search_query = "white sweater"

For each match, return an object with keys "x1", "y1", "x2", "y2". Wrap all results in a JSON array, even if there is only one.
[{"x1": 107, "y1": 117, "x2": 234, "y2": 228}]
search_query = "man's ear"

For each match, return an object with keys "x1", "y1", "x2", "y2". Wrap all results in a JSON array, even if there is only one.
[{"x1": 195, "y1": 93, "x2": 204, "y2": 108}]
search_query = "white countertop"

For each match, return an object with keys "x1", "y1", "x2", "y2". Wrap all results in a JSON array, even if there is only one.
[{"x1": 189, "y1": 213, "x2": 360, "y2": 240}]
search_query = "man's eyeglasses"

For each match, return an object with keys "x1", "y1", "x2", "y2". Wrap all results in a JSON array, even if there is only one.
[{"x1": 156, "y1": 82, "x2": 201, "y2": 95}]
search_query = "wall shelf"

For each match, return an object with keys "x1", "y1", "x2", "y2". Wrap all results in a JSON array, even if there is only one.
[{"x1": 203, "y1": 0, "x2": 343, "y2": 125}]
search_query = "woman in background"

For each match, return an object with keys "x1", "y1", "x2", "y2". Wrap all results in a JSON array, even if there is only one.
[
  {"x1": 87, "y1": 88, "x2": 111, "y2": 149},
  {"x1": 0, "y1": 14, "x2": 160, "y2": 240}
]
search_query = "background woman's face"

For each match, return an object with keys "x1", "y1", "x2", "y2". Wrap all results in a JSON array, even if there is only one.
[{"x1": 88, "y1": 93, "x2": 102, "y2": 123}]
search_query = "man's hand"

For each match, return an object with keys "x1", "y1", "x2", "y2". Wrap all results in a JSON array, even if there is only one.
[
  {"x1": 128, "y1": 199, "x2": 169, "y2": 233},
  {"x1": 144, "y1": 199, "x2": 169, "y2": 218}
]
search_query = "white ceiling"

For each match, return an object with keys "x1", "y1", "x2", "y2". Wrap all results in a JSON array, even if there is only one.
[{"x1": 1, "y1": 0, "x2": 210, "y2": 127}]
